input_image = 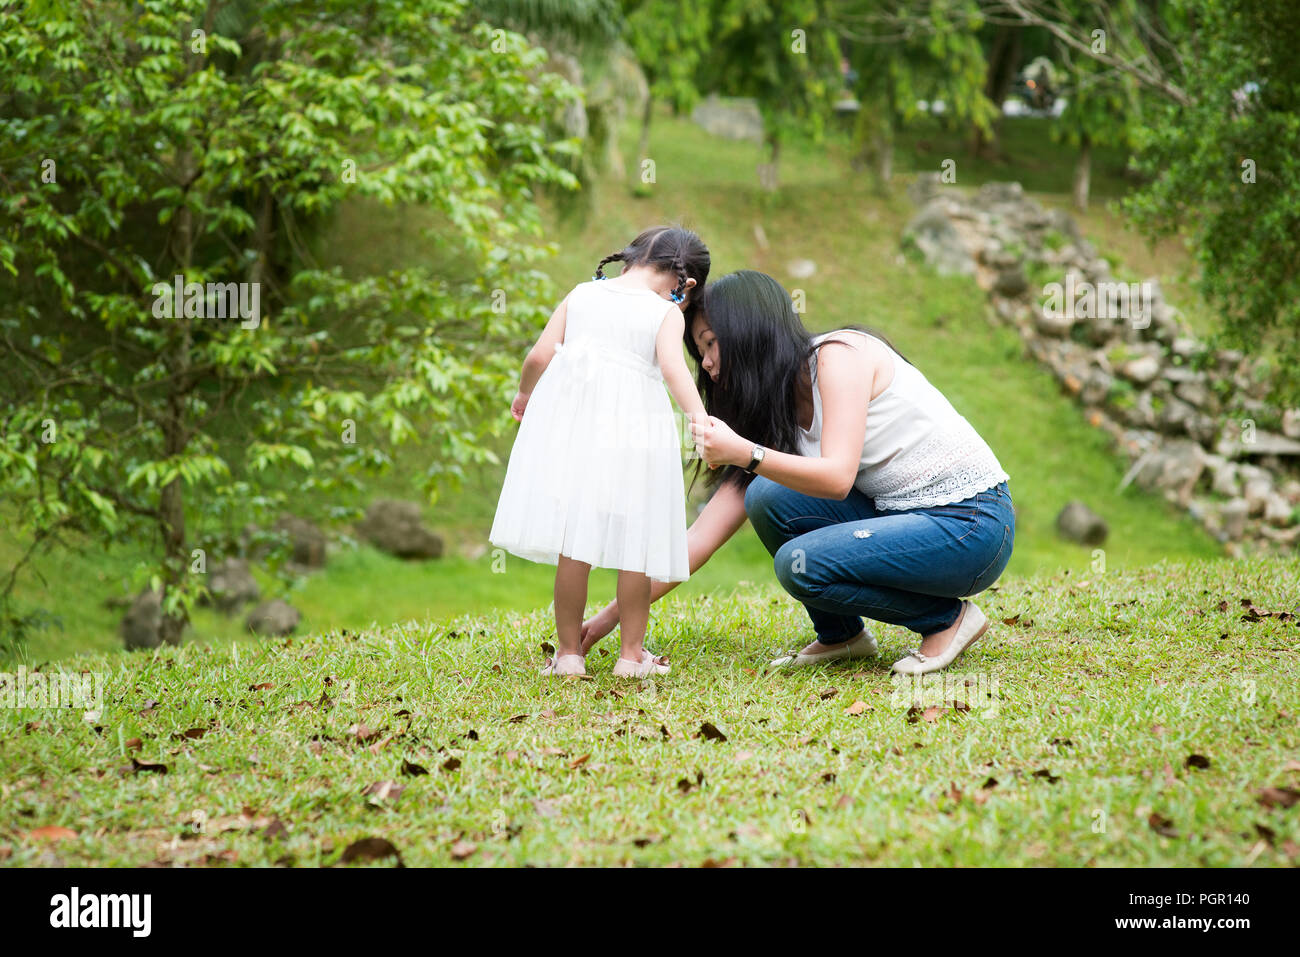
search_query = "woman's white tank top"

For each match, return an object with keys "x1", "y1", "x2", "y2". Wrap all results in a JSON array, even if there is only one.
[{"x1": 795, "y1": 330, "x2": 1008, "y2": 510}]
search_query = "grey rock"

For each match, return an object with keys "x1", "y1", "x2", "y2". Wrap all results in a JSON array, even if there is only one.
[
  {"x1": 206, "y1": 558, "x2": 260, "y2": 615},
  {"x1": 1055, "y1": 501, "x2": 1109, "y2": 545},
  {"x1": 975, "y1": 182, "x2": 1025, "y2": 207},
  {"x1": 1119, "y1": 354, "x2": 1162, "y2": 386},
  {"x1": 787, "y1": 258, "x2": 817, "y2": 279},
  {"x1": 1173, "y1": 379, "x2": 1212, "y2": 411},
  {"x1": 1081, "y1": 369, "x2": 1113, "y2": 406},
  {"x1": 356, "y1": 499, "x2": 445, "y2": 560},
  {"x1": 1122, "y1": 439, "x2": 1206, "y2": 505},
  {"x1": 907, "y1": 172, "x2": 944, "y2": 206},
  {"x1": 245, "y1": 599, "x2": 300, "y2": 637},
  {"x1": 1263, "y1": 493, "x2": 1294, "y2": 527},
  {"x1": 1209, "y1": 459, "x2": 1241, "y2": 498},
  {"x1": 1283, "y1": 408, "x2": 1300, "y2": 440},
  {"x1": 1156, "y1": 396, "x2": 1196, "y2": 436},
  {"x1": 1243, "y1": 474, "x2": 1274, "y2": 516},
  {"x1": 993, "y1": 266, "x2": 1029, "y2": 298},
  {"x1": 272, "y1": 516, "x2": 327, "y2": 568},
  {"x1": 690, "y1": 94, "x2": 763, "y2": 143},
  {"x1": 1034, "y1": 305, "x2": 1075, "y2": 338},
  {"x1": 1219, "y1": 499, "x2": 1249, "y2": 541},
  {"x1": 1240, "y1": 431, "x2": 1300, "y2": 457},
  {"x1": 903, "y1": 202, "x2": 975, "y2": 276},
  {"x1": 121, "y1": 588, "x2": 166, "y2": 651}
]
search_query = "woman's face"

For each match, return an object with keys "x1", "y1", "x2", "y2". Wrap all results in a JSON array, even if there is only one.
[{"x1": 690, "y1": 314, "x2": 721, "y2": 382}]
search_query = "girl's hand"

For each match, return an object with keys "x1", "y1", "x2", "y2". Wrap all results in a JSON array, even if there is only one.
[
  {"x1": 510, "y1": 391, "x2": 529, "y2": 421},
  {"x1": 690, "y1": 414, "x2": 750, "y2": 470}
]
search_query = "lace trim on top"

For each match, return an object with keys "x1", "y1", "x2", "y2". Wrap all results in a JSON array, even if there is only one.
[{"x1": 862, "y1": 424, "x2": 1009, "y2": 510}]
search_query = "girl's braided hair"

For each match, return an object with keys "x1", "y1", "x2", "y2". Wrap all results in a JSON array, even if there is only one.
[{"x1": 593, "y1": 225, "x2": 710, "y2": 318}]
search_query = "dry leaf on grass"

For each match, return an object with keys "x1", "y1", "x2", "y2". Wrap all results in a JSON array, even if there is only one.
[
  {"x1": 697, "y1": 722, "x2": 727, "y2": 742},
  {"x1": 1257, "y1": 786, "x2": 1300, "y2": 809},
  {"x1": 1148, "y1": 812, "x2": 1179, "y2": 838},
  {"x1": 26, "y1": 826, "x2": 77, "y2": 842},
  {"x1": 338, "y1": 836, "x2": 403, "y2": 867}
]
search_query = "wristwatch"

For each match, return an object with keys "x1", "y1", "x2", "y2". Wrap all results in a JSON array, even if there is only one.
[{"x1": 745, "y1": 444, "x2": 766, "y2": 473}]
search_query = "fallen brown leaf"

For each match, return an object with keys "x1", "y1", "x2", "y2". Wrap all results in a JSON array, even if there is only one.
[
  {"x1": 26, "y1": 826, "x2": 77, "y2": 842},
  {"x1": 362, "y1": 780, "x2": 405, "y2": 804},
  {"x1": 698, "y1": 722, "x2": 727, "y2": 742},
  {"x1": 1148, "y1": 812, "x2": 1179, "y2": 838},
  {"x1": 1257, "y1": 786, "x2": 1300, "y2": 809},
  {"x1": 338, "y1": 836, "x2": 403, "y2": 867}
]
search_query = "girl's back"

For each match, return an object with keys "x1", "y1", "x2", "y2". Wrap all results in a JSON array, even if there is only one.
[{"x1": 563, "y1": 280, "x2": 673, "y2": 367}]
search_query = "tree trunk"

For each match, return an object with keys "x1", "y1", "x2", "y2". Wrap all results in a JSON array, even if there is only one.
[
  {"x1": 1073, "y1": 133, "x2": 1092, "y2": 212},
  {"x1": 635, "y1": 93, "x2": 653, "y2": 180},
  {"x1": 971, "y1": 26, "x2": 1022, "y2": 159},
  {"x1": 759, "y1": 133, "x2": 780, "y2": 191},
  {"x1": 874, "y1": 118, "x2": 894, "y2": 195}
]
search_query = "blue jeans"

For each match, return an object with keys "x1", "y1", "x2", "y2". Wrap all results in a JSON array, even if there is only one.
[{"x1": 744, "y1": 478, "x2": 1015, "y2": 640}]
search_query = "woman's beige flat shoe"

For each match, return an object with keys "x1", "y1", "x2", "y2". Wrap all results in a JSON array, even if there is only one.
[
  {"x1": 769, "y1": 629, "x2": 878, "y2": 669},
  {"x1": 891, "y1": 601, "x2": 988, "y2": 675}
]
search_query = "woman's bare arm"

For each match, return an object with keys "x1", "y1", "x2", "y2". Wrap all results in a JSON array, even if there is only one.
[
  {"x1": 580, "y1": 478, "x2": 748, "y2": 652},
  {"x1": 692, "y1": 338, "x2": 882, "y2": 500}
]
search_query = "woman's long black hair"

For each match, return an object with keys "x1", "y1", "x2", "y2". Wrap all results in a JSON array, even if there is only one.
[{"x1": 684, "y1": 270, "x2": 909, "y2": 492}]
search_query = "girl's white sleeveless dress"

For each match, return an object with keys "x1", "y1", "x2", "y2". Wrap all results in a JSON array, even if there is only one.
[{"x1": 489, "y1": 280, "x2": 691, "y2": 582}]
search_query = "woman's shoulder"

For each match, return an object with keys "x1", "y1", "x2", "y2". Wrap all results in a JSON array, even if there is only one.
[{"x1": 813, "y1": 330, "x2": 894, "y2": 372}]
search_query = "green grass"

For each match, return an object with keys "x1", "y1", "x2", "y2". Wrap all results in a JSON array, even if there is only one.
[
  {"x1": 3, "y1": 558, "x2": 1297, "y2": 866},
  {"x1": 3, "y1": 109, "x2": 1227, "y2": 664}
]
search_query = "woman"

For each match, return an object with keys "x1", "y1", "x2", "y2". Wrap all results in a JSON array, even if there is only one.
[{"x1": 580, "y1": 270, "x2": 1015, "y2": 675}]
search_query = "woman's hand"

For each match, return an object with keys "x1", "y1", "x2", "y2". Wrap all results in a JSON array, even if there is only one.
[
  {"x1": 580, "y1": 603, "x2": 619, "y2": 653},
  {"x1": 510, "y1": 391, "x2": 529, "y2": 421},
  {"x1": 690, "y1": 414, "x2": 751, "y2": 470}
]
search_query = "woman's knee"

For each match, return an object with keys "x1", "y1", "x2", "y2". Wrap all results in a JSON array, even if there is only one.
[
  {"x1": 773, "y1": 539, "x2": 815, "y2": 599},
  {"x1": 743, "y1": 475, "x2": 781, "y2": 521}
]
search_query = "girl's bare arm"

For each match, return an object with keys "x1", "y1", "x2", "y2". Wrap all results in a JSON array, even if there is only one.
[{"x1": 518, "y1": 297, "x2": 569, "y2": 396}]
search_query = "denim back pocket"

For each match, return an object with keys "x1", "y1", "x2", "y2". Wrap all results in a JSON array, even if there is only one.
[{"x1": 967, "y1": 522, "x2": 1013, "y2": 595}]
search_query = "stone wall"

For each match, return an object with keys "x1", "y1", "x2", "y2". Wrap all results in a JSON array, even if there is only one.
[{"x1": 903, "y1": 175, "x2": 1300, "y2": 554}]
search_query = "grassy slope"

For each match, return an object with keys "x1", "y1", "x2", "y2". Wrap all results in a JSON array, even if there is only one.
[
  {"x1": 2, "y1": 112, "x2": 1223, "y2": 665},
  {"x1": 2, "y1": 559, "x2": 1297, "y2": 867}
]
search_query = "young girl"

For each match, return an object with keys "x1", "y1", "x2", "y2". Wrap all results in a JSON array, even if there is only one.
[{"x1": 489, "y1": 226, "x2": 710, "y2": 678}]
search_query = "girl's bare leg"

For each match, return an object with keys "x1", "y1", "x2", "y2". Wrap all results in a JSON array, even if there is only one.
[
  {"x1": 554, "y1": 556, "x2": 591, "y2": 658},
  {"x1": 616, "y1": 569, "x2": 651, "y2": 662}
]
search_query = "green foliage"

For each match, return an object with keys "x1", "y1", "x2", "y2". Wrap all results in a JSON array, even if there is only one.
[
  {"x1": 0, "y1": 0, "x2": 578, "y2": 635},
  {"x1": 622, "y1": 0, "x2": 714, "y2": 115},
  {"x1": 703, "y1": 0, "x2": 843, "y2": 162},
  {"x1": 1122, "y1": 0, "x2": 1300, "y2": 401}
]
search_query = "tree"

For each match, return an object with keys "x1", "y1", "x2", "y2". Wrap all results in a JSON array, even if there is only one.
[
  {"x1": 1052, "y1": 42, "x2": 1141, "y2": 211},
  {"x1": 622, "y1": 0, "x2": 715, "y2": 183},
  {"x1": 1121, "y1": 0, "x2": 1300, "y2": 399},
  {"x1": 0, "y1": 0, "x2": 578, "y2": 646},
  {"x1": 985, "y1": 0, "x2": 1300, "y2": 399},
  {"x1": 704, "y1": 0, "x2": 842, "y2": 190},
  {"x1": 834, "y1": 1, "x2": 1000, "y2": 193}
]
